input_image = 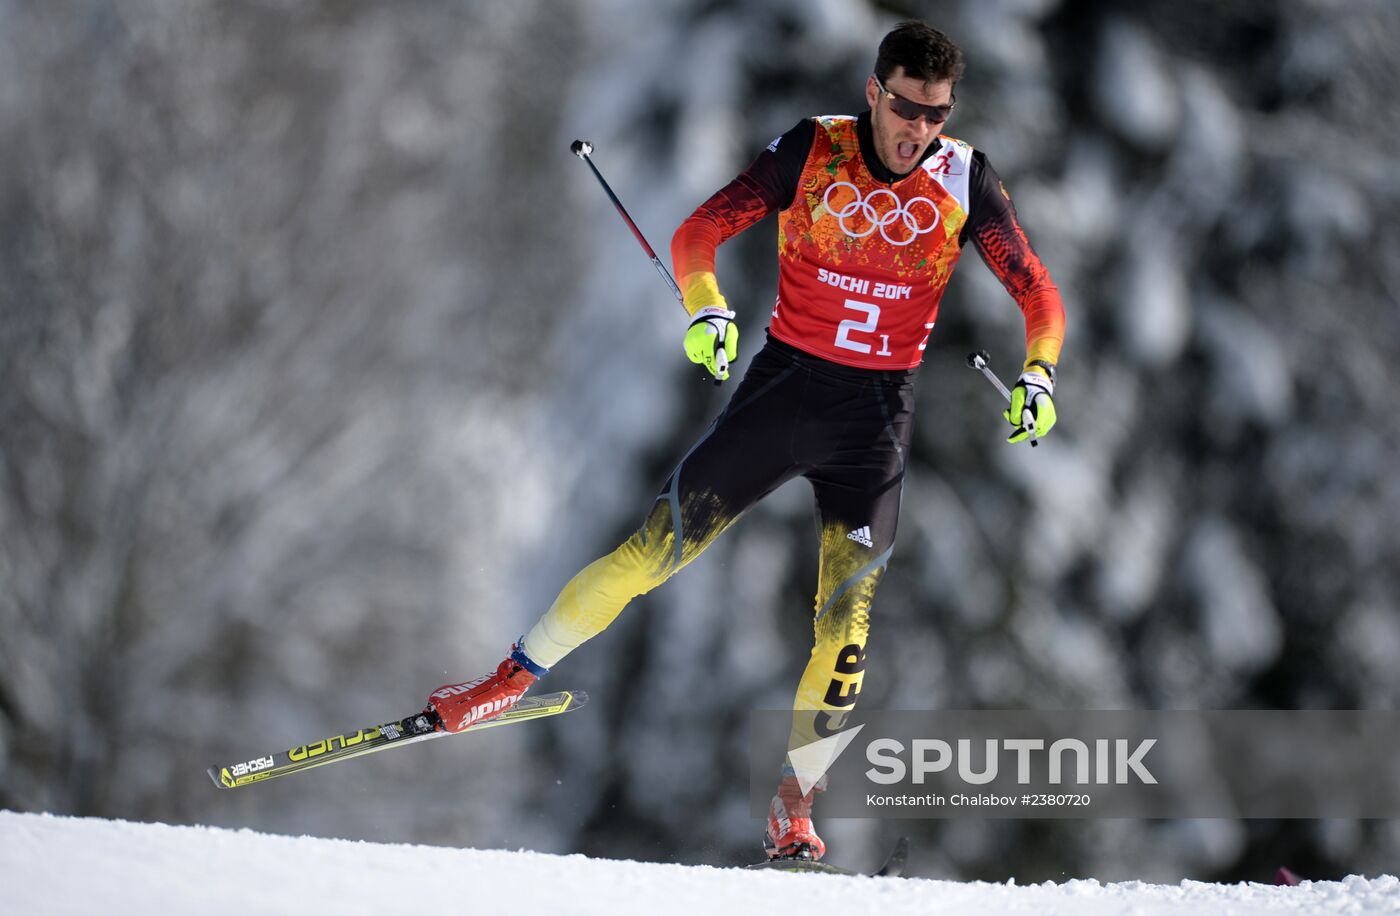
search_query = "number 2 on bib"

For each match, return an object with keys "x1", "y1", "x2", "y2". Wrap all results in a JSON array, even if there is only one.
[{"x1": 834, "y1": 298, "x2": 892, "y2": 357}]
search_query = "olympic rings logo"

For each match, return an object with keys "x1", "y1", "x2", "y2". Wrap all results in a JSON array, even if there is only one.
[{"x1": 822, "y1": 181, "x2": 940, "y2": 246}]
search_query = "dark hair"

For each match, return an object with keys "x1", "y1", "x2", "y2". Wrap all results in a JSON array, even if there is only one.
[{"x1": 874, "y1": 21, "x2": 965, "y2": 87}]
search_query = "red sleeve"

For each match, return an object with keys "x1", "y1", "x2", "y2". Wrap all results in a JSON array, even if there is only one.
[
  {"x1": 671, "y1": 120, "x2": 812, "y2": 314},
  {"x1": 964, "y1": 152, "x2": 1066, "y2": 368}
]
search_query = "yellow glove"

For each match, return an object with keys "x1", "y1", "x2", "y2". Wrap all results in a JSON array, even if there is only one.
[
  {"x1": 683, "y1": 307, "x2": 739, "y2": 381},
  {"x1": 1004, "y1": 366, "x2": 1056, "y2": 444}
]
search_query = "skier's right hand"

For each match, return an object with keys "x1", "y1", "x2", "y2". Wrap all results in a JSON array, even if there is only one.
[{"x1": 684, "y1": 306, "x2": 739, "y2": 381}]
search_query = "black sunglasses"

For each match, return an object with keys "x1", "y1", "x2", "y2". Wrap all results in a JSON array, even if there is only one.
[{"x1": 873, "y1": 74, "x2": 955, "y2": 125}]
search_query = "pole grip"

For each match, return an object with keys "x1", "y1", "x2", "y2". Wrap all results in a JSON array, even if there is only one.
[
  {"x1": 967, "y1": 350, "x2": 1038, "y2": 447},
  {"x1": 572, "y1": 139, "x2": 719, "y2": 382}
]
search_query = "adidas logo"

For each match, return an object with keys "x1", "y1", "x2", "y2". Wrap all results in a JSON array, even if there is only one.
[{"x1": 846, "y1": 526, "x2": 873, "y2": 548}]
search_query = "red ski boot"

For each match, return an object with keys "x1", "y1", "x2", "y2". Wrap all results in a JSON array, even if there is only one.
[
  {"x1": 765, "y1": 771, "x2": 827, "y2": 860},
  {"x1": 426, "y1": 644, "x2": 547, "y2": 733}
]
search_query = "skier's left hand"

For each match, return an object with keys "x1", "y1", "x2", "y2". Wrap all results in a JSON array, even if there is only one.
[
  {"x1": 684, "y1": 306, "x2": 739, "y2": 381},
  {"x1": 1004, "y1": 367, "x2": 1056, "y2": 444}
]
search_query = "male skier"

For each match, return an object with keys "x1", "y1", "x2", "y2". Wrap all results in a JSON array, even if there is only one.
[{"x1": 425, "y1": 21, "x2": 1065, "y2": 861}]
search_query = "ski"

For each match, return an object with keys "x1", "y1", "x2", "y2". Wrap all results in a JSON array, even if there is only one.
[
  {"x1": 207, "y1": 689, "x2": 587, "y2": 789},
  {"x1": 747, "y1": 836, "x2": 910, "y2": 878}
]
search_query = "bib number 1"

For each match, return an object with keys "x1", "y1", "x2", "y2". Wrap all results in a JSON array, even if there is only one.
[{"x1": 834, "y1": 299, "x2": 892, "y2": 357}]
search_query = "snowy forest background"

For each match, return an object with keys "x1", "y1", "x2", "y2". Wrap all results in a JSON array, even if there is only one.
[{"x1": 3, "y1": 0, "x2": 1399, "y2": 884}]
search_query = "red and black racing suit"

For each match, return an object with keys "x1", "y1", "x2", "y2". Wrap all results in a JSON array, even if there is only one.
[{"x1": 520, "y1": 110, "x2": 1065, "y2": 751}]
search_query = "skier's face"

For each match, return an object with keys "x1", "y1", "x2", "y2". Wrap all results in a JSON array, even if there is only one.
[{"x1": 865, "y1": 68, "x2": 954, "y2": 175}]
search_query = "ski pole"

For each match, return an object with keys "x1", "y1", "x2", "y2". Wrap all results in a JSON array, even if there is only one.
[
  {"x1": 966, "y1": 349, "x2": 1038, "y2": 447},
  {"x1": 570, "y1": 139, "x2": 726, "y2": 385}
]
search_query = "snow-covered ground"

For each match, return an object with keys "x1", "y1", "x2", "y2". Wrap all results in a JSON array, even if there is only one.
[{"x1": 2, "y1": 810, "x2": 1397, "y2": 915}]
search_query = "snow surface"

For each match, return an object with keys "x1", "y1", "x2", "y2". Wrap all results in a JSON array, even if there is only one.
[{"x1": 3, "y1": 810, "x2": 1398, "y2": 916}]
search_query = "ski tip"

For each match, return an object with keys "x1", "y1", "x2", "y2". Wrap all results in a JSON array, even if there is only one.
[
  {"x1": 875, "y1": 836, "x2": 911, "y2": 878},
  {"x1": 206, "y1": 766, "x2": 233, "y2": 789}
]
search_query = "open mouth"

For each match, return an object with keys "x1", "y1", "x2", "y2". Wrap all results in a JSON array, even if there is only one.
[{"x1": 897, "y1": 141, "x2": 919, "y2": 160}]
